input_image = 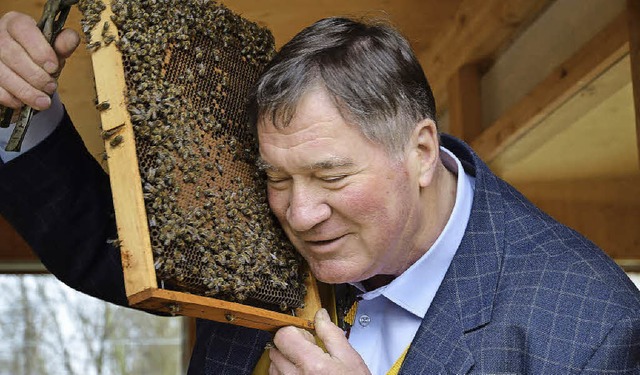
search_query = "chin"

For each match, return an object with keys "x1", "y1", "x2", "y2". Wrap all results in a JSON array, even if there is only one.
[{"x1": 308, "y1": 261, "x2": 370, "y2": 285}]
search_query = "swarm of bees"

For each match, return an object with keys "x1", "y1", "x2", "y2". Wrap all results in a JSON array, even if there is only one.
[{"x1": 78, "y1": 0, "x2": 306, "y2": 311}]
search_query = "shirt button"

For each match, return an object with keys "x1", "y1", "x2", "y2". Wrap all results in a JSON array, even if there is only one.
[{"x1": 358, "y1": 314, "x2": 371, "y2": 327}]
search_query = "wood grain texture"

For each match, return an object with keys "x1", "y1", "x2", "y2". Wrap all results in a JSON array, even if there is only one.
[{"x1": 472, "y1": 11, "x2": 630, "y2": 163}]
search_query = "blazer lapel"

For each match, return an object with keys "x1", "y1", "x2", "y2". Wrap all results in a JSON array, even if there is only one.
[
  {"x1": 401, "y1": 278, "x2": 476, "y2": 374},
  {"x1": 400, "y1": 135, "x2": 506, "y2": 374}
]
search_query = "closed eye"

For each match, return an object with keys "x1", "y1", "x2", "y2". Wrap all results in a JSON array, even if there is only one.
[
  {"x1": 267, "y1": 176, "x2": 290, "y2": 183},
  {"x1": 320, "y1": 175, "x2": 347, "y2": 182}
]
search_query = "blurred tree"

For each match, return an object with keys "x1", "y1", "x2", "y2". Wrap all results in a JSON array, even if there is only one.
[{"x1": 0, "y1": 275, "x2": 183, "y2": 375}]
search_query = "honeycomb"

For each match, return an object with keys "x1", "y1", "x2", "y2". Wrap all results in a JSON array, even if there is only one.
[{"x1": 78, "y1": 0, "x2": 306, "y2": 312}]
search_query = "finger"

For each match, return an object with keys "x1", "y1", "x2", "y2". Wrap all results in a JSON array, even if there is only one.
[
  {"x1": 0, "y1": 60, "x2": 51, "y2": 110},
  {"x1": 53, "y1": 28, "x2": 80, "y2": 61},
  {"x1": 268, "y1": 348, "x2": 298, "y2": 375},
  {"x1": 0, "y1": 85, "x2": 22, "y2": 109},
  {"x1": 0, "y1": 13, "x2": 57, "y2": 103},
  {"x1": 52, "y1": 29, "x2": 79, "y2": 79},
  {"x1": 4, "y1": 12, "x2": 59, "y2": 74},
  {"x1": 314, "y1": 308, "x2": 356, "y2": 360},
  {"x1": 273, "y1": 326, "x2": 326, "y2": 366}
]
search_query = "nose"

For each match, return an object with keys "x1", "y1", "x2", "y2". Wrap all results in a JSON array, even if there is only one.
[{"x1": 285, "y1": 183, "x2": 331, "y2": 232}]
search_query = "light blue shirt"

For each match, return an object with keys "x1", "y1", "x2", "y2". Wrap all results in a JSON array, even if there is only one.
[
  {"x1": 348, "y1": 147, "x2": 475, "y2": 375},
  {"x1": 0, "y1": 93, "x2": 63, "y2": 163}
]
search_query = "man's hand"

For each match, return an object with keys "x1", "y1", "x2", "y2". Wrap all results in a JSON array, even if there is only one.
[
  {"x1": 269, "y1": 308, "x2": 372, "y2": 375},
  {"x1": 0, "y1": 11, "x2": 79, "y2": 111}
]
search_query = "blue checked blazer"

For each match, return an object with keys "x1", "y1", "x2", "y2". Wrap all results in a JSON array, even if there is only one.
[{"x1": 1, "y1": 113, "x2": 639, "y2": 374}]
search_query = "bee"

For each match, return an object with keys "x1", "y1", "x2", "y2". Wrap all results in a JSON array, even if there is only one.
[
  {"x1": 86, "y1": 41, "x2": 101, "y2": 52},
  {"x1": 110, "y1": 135, "x2": 124, "y2": 147},
  {"x1": 197, "y1": 63, "x2": 206, "y2": 77},
  {"x1": 101, "y1": 21, "x2": 110, "y2": 35},
  {"x1": 100, "y1": 128, "x2": 120, "y2": 140},
  {"x1": 106, "y1": 238, "x2": 122, "y2": 248},
  {"x1": 224, "y1": 313, "x2": 236, "y2": 322},
  {"x1": 96, "y1": 101, "x2": 111, "y2": 111},
  {"x1": 103, "y1": 35, "x2": 116, "y2": 46}
]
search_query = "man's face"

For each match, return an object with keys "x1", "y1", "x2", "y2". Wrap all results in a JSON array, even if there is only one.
[{"x1": 257, "y1": 87, "x2": 426, "y2": 284}]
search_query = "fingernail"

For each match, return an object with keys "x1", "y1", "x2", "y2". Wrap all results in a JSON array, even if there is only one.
[
  {"x1": 44, "y1": 61, "x2": 58, "y2": 74},
  {"x1": 44, "y1": 82, "x2": 57, "y2": 95},
  {"x1": 318, "y1": 308, "x2": 330, "y2": 322},
  {"x1": 35, "y1": 96, "x2": 51, "y2": 110}
]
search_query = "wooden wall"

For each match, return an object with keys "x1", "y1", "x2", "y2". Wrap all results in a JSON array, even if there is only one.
[{"x1": 1, "y1": 0, "x2": 638, "y2": 271}]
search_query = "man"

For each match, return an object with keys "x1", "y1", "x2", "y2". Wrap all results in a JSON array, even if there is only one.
[{"x1": 1, "y1": 10, "x2": 639, "y2": 375}]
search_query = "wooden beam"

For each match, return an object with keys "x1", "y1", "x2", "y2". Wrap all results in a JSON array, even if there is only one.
[
  {"x1": 472, "y1": 11, "x2": 630, "y2": 163},
  {"x1": 0, "y1": 215, "x2": 47, "y2": 273},
  {"x1": 628, "y1": 0, "x2": 640, "y2": 165},
  {"x1": 0, "y1": 215, "x2": 35, "y2": 261},
  {"x1": 182, "y1": 317, "x2": 196, "y2": 373},
  {"x1": 512, "y1": 175, "x2": 640, "y2": 261},
  {"x1": 448, "y1": 64, "x2": 482, "y2": 142},
  {"x1": 488, "y1": 55, "x2": 632, "y2": 176},
  {"x1": 419, "y1": 0, "x2": 551, "y2": 113}
]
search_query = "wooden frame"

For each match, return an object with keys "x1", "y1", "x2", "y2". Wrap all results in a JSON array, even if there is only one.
[
  {"x1": 471, "y1": 11, "x2": 631, "y2": 164},
  {"x1": 628, "y1": 0, "x2": 640, "y2": 165},
  {"x1": 87, "y1": 2, "x2": 319, "y2": 332}
]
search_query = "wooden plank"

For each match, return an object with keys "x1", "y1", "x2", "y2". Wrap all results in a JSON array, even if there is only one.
[
  {"x1": 88, "y1": 3, "x2": 157, "y2": 295},
  {"x1": 628, "y1": 0, "x2": 640, "y2": 164},
  {"x1": 298, "y1": 264, "x2": 322, "y2": 321},
  {"x1": 512, "y1": 175, "x2": 640, "y2": 261},
  {"x1": 0, "y1": 216, "x2": 47, "y2": 273},
  {"x1": 419, "y1": 0, "x2": 552, "y2": 112},
  {"x1": 0, "y1": 215, "x2": 35, "y2": 262},
  {"x1": 489, "y1": 55, "x2": 632, "y2": 176},
  {"x1": 447, "y1": 64, "x2": 482, "y2": 142},
  {"x1": 472, "y1": 11, "x2": 630, "y2": 163},
  {"x1": 182, "y1": 318, "x2": 197, "y2": 374},
  {"x1": 129, "y1": 288, "x2": 314, "y2": 332}
]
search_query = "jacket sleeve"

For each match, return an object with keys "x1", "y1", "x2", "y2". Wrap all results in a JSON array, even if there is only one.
[
  {"x1": 581, "y1": 314, "x2": 640, "y2": 373},
  {"x1": 0, "y1": 110, "x2": 128, "y2": 307}
]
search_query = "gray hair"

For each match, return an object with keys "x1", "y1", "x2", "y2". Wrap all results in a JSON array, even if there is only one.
[{"x1": 248, "y1": 17, "x2": 437, "y2": 155}]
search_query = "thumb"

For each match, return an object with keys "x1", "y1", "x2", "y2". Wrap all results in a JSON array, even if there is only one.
[
  {"x1": 53, "y1": 28, "x2": 80, "y2": 60},
  {"x1": 314, "y1": 308, "x2": 355, "y2": 360}
]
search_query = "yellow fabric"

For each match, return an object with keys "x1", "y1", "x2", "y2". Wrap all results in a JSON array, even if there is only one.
[
  {"x1": 343, "y1": 299, "x2": 358, "y2": 326},
  {"x1": 252, "y1": 286, "x2": 409, "y2": 374},
  {"x1": 386, "y1": 345, "x2": 410, "y2": 375},
  {"x1": 252, "y1": 349, "x2": 271, "y2": 374}
]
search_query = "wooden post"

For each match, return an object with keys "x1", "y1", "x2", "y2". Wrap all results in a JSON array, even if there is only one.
[
  {"x1": 628, "y1": 0, "x2": 640, "y2": 165},
  {"x1": 448, "y1": 64, "x2": 482, "y2": 143},
  {"x1": 182, "y1": 317, "x2": 196, "y2": 373},
  {"x1": 0, "y1": 215, "x2": 46, "y2": 273}
]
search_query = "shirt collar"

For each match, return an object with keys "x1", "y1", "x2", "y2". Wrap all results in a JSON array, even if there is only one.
[{"x1": 354, "y1": 146, "x2": 475, "y2": 318}]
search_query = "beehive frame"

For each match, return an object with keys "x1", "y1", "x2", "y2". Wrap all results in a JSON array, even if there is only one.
[{"x1": 84, "y1": 0, "x2": 320, "y2": 332}]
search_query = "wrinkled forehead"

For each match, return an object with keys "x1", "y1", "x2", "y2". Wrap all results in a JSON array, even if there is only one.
[{"x1": 256, "y1": 81, "x2": 348, "y2": 130}]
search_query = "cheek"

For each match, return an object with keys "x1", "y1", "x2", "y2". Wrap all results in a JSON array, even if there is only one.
[
  {"x1": 266, "y1": 188, "x2": 288, "y2": 222},
  {"x1": 338, "y1": 171, "x2": 412, "y2": 234},
  {"x1": 350, "y1": 166, "x2": 408, "y2": 210},
  {"x1": 337, "y1": 181, "x2": 394, "y2": 224}
]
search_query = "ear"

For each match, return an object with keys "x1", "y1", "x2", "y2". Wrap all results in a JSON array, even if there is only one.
[{"x1": 409, "y1": 119, "x2": 439, "y2": 187}]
